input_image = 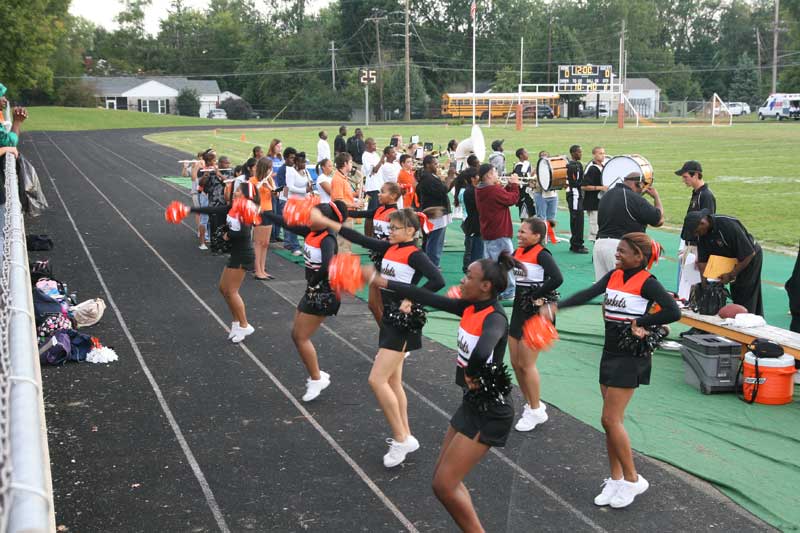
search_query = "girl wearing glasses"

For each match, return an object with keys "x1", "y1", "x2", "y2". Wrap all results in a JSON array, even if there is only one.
[{"x1": 309, "y1": 207, "x2": 444, "y2": 469}]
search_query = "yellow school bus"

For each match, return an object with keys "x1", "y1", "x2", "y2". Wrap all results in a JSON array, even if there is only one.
[{"x1": 441, "y1": 92, "x2": 560, "y2": 119}]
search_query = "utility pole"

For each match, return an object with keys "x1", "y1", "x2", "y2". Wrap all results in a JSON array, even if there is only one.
[
  {"x1": 618, "y1": 18, "x2": 626, "y2": 129},
  {"x1": 330, "y1": 40, "x2": 336, "y2": 91},
  {"x1": 404, "y1": 0, "x2": 411, "y2": 121},
  {"x1": 367, "y1": 15, "x2": 387, "y2": 121},
  {"x1": 546, "y1": 16, "x2": 552, "y2": 84},
  {"x1": 756, "y1": 28, "x2": 763, "y2": 89},
  {"x1": 772, "y1": 0, "x2": 780, "y2": 93}
]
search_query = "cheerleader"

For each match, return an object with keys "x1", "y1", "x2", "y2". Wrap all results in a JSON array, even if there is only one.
[
  {"x1": 309, "y1": 207, "x2": 444, "y2": 468},
  {"x1": 250, "y1": 157, "x2": 275, "y2": 281},
  {"x1": 509, "y1": 217, "x2": 563, "y2": 432},
  {"x1": 358, "y1": 255, "x2": 515, "y2": 531},
  {"x1": 541, "y1": 232, "x2": 680, "y2": 509},
  {"x1": 189, "y1": 181, "x2": 261, "y2": 343},
  {"x1": 262, "y1": 202, "x2": 348, "y2": 402},
  {"x1": 346, "y1": 181, "x2": 402, "y2": 324}
]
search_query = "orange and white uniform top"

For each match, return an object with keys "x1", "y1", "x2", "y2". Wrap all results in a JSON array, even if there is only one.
[
  {"x1": 603, "y1": 269, "x2": 652, "y2": 322},
  {"x1": 512, "y1": 244, "x2": 546, "y2": 287},
  {"x1": 372, "y1": 205, "x2": 397, "y2": 241},
  {"x1": 456, "y1": 304, "x2": 499, "y2": 368},
  {"x1": 380, "y1": 243, "x2": 418, "y2": 284}
]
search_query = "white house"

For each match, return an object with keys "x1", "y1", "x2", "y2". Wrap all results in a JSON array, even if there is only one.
[
  {"x1": 84, "y1": 76, "x2": 221, "y2": 117},
  {"x1": 582, "y1": 77, "x2": 662, "y2": 118}
]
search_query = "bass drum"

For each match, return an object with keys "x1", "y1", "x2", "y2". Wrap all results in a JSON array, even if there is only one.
[
  {"x1": 536, "y1": 156, "x2": 569, "y2": 191},
  {"x1": 601, "y1": 155, "x2": 654, "y2": 190}
]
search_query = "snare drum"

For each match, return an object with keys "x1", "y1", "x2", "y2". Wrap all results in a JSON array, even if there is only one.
[
  {"x1": 601, "y1": 155, "x2": 654, "y2": 190},
  {"x1": 536, "y1": 156, "x2": 569, "y2": 191}
]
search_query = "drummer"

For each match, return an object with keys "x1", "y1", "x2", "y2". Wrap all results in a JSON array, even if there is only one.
[{"x1": 593, "y1": 172, "x2": 664, "y2": 280}]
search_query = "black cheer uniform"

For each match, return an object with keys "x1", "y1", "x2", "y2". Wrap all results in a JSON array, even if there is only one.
[
  {"x1": 383, "y1": 282, "x2": 513, "y2": 447},
  {"x1": 263, "y1": 212, "x2": 341, "y2": 316},
  {"x1": 191, "y1": 205, "x2": 254, "y2": 270},
  {"x1": 339, "y1": 226, "x2": 444, "y2": 351},
  {"x1": 509, "y1": 243, "x2": 563, "y2": 339},
  {"x1": 559, "y1": 267, "x2": 680, "y2": 388}
]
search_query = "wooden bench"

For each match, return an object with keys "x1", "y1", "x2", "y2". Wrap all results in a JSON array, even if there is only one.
[{"x1": 680, "y1": 310, "x2": 800, "y2": 360}]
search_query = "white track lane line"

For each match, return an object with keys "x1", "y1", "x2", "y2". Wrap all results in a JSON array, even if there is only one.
[
  {"x1": 28, "y1": 138, "x2": 231, "y2": 533},
  {"x1": 39, "y1": 134, "x2": 420, "y2": 533},
  {"x1": 84, "y1": 134, "x2": 607, "y2": 532}
]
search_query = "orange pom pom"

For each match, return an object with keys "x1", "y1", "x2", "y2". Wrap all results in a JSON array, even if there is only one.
[
  {"x1": 446, "y1": 286, "x2": 462, "y2": 299},
  {"x1": 328, "y1": 253, "x2": 364, "y2": 296},
  {"x1": 165, "y1": 201, "x2": 189, "y2": 224},
  {"x1": 232, "y1": 197, "x2": 261, "y2": 225},
  {"x1": 521, "y1": 315, "x2": 559, "y2": 351}
]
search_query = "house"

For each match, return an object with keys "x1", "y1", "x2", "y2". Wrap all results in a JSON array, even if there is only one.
[
  {"x1": 83, "y1": 76, "x2": 221, "y2": 117},
  {"x1": 582, "y1": 77, "x2": 662, "y2": 118}
]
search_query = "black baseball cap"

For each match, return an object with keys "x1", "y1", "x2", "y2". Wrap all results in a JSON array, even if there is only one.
[
  {"x1": 683, "y1": 208, "x2": 711, "y2": 236},
  {"x1": 675, "y1": 160, "x2": 702, "y2": 175},
  {"x1": 479, "y1": 163, "x2": 494, "y2": 178},
  {"x1": 491, "y1": 139, "x2": 504, "y2": 151}
]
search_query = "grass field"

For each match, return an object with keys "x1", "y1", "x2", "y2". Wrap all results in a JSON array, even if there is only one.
[
  {"x1": 22, "y1": 106, "x2": 337, "y2": 132},
  {"x1": 146, "y1": 122, "x2": 800, "y2": 248}
]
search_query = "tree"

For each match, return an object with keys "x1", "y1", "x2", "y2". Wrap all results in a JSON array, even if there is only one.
[
  {"x1": 56, "y1": 80, "x2": 96, "y2": 107},
  {"x1": 729, "y1": 53, "x2": 760, "y2": 105},
  {"x1": 220, "y1": 97, "x2": 253, "y2": 119},
  {"x1": 492, "y1": 66, "x2": 518, "y2": 93},
  {"x1": 176, "y1": 88, "x2": 201, "y2": 116}
]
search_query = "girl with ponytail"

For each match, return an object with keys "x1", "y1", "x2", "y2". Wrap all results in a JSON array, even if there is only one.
[
  {"x1": 540, "y1": 231, "x2": 679, "y2": 509},
  {"x1": 357, "y1": 253, "x2": 516, "y2": 531},
  {"x1": 309, "y1": 206, "x2": 444, "y2": 469},
  {"x1": 261, "y1": 200, "x2": 350, "y2": 403}
]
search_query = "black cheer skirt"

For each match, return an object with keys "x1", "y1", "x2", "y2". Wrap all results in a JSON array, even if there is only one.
[
  {"x1": 297, "y1": 285, "x2": 341, "y2": 317},
  {"x1": 599, "y1": 350, "x2": 651, "y2": 388},
  {"x1": 450, "y1": 395, "x2": 514, "y2": 447}
]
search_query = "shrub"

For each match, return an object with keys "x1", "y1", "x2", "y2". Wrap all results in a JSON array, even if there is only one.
[{"x1": 177, "y1": 88, "x2": 201, "y2": 116}]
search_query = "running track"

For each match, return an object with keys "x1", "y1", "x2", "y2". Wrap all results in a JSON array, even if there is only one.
[{"x1": 22, "y1": 129, "x2": 773, "y2": 532}]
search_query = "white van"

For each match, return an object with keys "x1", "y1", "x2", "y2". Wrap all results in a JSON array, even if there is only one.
[{"x1": 758, "y1": 93, "x2": 800, "y2": 120}]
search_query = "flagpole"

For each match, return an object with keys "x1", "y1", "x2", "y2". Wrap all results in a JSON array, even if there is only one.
[{"x1": 471, "y1": 1, "x2": 476, "y2": 126}]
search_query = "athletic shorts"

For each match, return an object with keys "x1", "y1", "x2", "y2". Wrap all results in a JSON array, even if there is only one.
[{"x1": 450, "y1": 396, "x2": 514, "y2": 447}]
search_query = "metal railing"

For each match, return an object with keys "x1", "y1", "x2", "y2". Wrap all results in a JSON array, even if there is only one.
[{"x1": 0, "y1": 152, "x2": 55, "y2": 532}]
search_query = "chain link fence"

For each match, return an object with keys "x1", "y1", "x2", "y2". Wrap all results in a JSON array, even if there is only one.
[{"x1": 0, "y1": 152, "x2": 55, "y2": 532}]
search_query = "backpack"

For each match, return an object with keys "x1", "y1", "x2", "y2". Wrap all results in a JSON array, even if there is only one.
[
  {"x1": 689, "y1": 281, "x2": 729, "y2": 315},
  {"x1": 71, "y1": 298, "x2": 106, "y2": 328},
  {"x1": 33, "y1": 288, "x2": 67, "y2": 326},
  {"x1": 39, "y1": 332, "x2": 71, "y2": 366}
]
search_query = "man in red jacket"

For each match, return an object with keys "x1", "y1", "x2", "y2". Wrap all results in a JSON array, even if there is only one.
[{"x1": 475, "y1": 163, "x2": 520, "y2": 299}]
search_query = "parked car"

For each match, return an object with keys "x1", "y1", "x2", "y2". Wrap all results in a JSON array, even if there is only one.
[
  {"x1": 207, "y1": 108, "x2": 228, "y2": 120},
  {"x1": 508, "y1": 105, "x2": 554, "y2": 119},
  {"x1": 578, "y1": 105, "x2": 609, "y2": 118},
  {"x1": 758, "y1": 94, "x2": 800, "y2": 120}
]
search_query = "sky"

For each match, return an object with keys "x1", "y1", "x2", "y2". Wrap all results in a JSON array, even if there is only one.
[{"x1": 69, "y1": 0, "x2": 331, "y2": 36}]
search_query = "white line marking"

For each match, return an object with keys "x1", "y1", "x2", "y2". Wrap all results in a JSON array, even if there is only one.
[
  {"x1": 29, "y1": 137, "x2": 231, "y2": 533},
  {"x1": 81, "y1": 134, "x2": 607, "y2": 532},
  {"x1": 39, "y1": 134, "x2": 419, "y2": 533}
]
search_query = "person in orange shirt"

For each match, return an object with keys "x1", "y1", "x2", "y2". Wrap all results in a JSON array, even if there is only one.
[
  {"x1": 331, "y1": 152, "x2": 359, "y2": 253},
  {"x1": 397, "y1": 154, "x2": 418, "y2": 210},
  {"x1": 250, "y1": 157, "x2": 275, "y2": 280}
]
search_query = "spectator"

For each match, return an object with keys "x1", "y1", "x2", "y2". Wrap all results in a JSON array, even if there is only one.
[
  {"x1": 361, "y1": 137, "x2": 381, "y2": 236},
  {"x1": 334, "y1": 125, "x2": 347, "y2": 155},
  {"x1": 416, "y1": 155, "x2": 452, "y2": 267},
  {"x1": 379, "y1": 145, "x2": 401, "y2": 187},
  {"x1": 397, "y1": 154, "x2": 417, "y2": 210},
  {"x1": 267, "y1": 139, "x2": 285, "y2": 242},
  {"x1": 458, "y1": 161, "x2": 482, "y2": 273},
  {"x1": 276, "y1": 147, "x2": 300, "y2": 253},
  {"x1": 488, "y1": 139, "x2": 506, "y2": 176},
  {"x1": 252, "y1": 145, "x2": 264, "y2": 160},
  {"x1": 315, "y1": 158, "x2": 334, "y2": 203},
  {"x1": 347, "y1": 127, "x2": 366, "y2": 166},
  {"x1": 331, "y1": 153, "x2": 357, "y2": 253},
  {"x1": 316, "y1": 130, "x2": 330, "y2": 163},
  {"x1": 475, "y1": 163, "x2": 520, "y2": 299},
  {"x1": 0, "y1": 84, "x2": 26, "y2": 148}
]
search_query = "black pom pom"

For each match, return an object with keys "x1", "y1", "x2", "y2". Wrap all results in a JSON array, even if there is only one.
[
  {"x1": 616, "y1": 323, "x2": 668, "y2": 358},
  {"x1": 464, "y1": 362, "x2": 513, "y2": 412},
  {"x1": 383, "y1": 301, "x2": 427, "y2": 333}
]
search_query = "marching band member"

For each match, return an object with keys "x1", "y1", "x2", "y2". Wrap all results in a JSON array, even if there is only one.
[
  {"x1": 541, "y1": 232, "x2": 680, "y2": 509},
  {"x1": 676, "y1": 160, "x2": 716, "y2": 300},
  {"x1": 581, "y1": 146, "x2": 609, "y2": 242},
  {"x1": 310, "y1": 207, "x2": 444, "y2": 468},
  {"x1": 566, "y1": 144, "x2": 588, "y2": 254},
  {"x1": 509, "y1": 218, "x2": 563, "y2": 431}
]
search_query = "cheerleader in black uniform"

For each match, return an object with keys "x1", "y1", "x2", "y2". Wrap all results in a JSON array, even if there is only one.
[
  {"x1": 508, "y1": 217, "x2": 563, "y2": 432},
  {"x1": 358, "y1": 255, "x2": 516, "y2": 531},
  {"x1": 347, "y1": 181, "x2": 401, "y2": 325},
  {"x1": 262, "y1": 201, "x2": 349, "y2": 402},
  {"x1": 309, "y1": 207, "x2": 444, "y2": 468},
  {"x1": 190, "y1": 181, "x2": 260, "y2": 343},
  {"x1": 541, "y1": 232, "x2": 680, "y2": 509}
]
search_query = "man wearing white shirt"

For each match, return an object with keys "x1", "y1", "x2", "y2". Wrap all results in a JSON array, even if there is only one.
[
  {"x1": 283, "y1": 152, "x2": 311, "y2": 255},
  {"x1": 316, "y1": 130, "x2": 331, "y2": 163},
  {"x1": 379, "y1": 145, "x2": 401, "y2": 185},
  {"x1": 361, "y1": 138, "x2": 382, "y2": 236}
]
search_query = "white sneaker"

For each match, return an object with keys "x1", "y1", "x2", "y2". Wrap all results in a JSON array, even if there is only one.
[
  {"x1": 594, "y1": 478, "x2": 622, "y2": 506},
  {"x1": 228, "y1": 322, "x2": 240, "y2": 339},
  {"x1": 383, "y1": 436, "x2": 419, "y2": 468},
  {"x1": 404, "y1": 351, "x2": 411, "y2": 359},
  {"x1": 514, "y1": 402, "x2": 548, "y2": 432},
  {"x1": 199, "y1": 243, "x2": 209, "y2": 250},
  {"x1": 302, "y1": 371, "x2": 331, "y2": 402},
  {"x1": 291, "y1": 249, "x2": 303, "y2": 256},
  {"x1": 609, "y1": 475, "x2": 649, "y2": 508},
  {"x1": 231, "y1": 323, "x2": 254, "y2": 343}
]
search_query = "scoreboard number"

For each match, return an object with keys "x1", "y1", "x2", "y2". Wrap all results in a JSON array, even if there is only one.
[{"x1": 557, "y1": 64, "x2": 613, "y2": 92}]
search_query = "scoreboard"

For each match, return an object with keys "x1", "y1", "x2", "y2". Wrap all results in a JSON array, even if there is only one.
[{"x1": 557, "y1": 64, "x2": 613, "y2": 92}]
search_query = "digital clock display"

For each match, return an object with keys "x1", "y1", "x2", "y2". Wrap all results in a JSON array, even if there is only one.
[{"x1": 557, "y1": 64, "x2": 613, "y2": 92}]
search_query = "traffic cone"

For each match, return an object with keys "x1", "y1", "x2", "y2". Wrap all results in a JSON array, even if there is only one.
[
  {"x1": 240, "y1": 133, "x2": 246, "y2": 142},
  {"x1": 547, "y1": 221, "x2": 559, "y2": 244}
]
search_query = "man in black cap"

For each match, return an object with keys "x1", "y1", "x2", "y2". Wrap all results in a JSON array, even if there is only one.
[
  {"x1": 676, "y1": 160, "x2": 716, "y2": 299},
  {"x1": 593, "y1": 172, "x2": 664, "y2": 280},
  {"x1": 684, "y1": 210, "x2": 763, "y2": 316},
  {"x1": 489, "y1": 139, "x2": 506, "y2": 176},
  {"x1": 566, "y1": 144, "x2": 588, "y2": 253}
]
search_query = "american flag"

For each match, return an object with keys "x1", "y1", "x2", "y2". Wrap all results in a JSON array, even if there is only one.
[{"x1": 470, "y1": 1, "x2": 476, "y2": 20}]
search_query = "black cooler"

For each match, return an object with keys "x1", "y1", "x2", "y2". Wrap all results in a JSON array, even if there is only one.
[{"x1": 681, "y1": 334, "x2": 742, "y2": 394}]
